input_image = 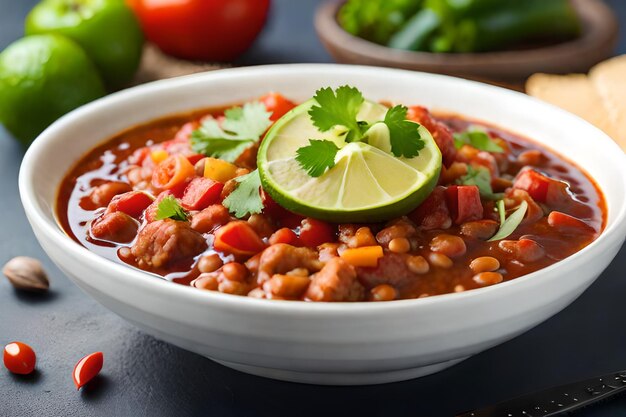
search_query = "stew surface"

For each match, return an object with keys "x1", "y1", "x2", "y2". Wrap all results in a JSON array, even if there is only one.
[{"x1": 57, "y1": 93, "x2": 605, "y2": 302}]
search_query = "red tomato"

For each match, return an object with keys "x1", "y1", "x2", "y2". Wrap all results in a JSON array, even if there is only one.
[
  {"x1": 407, "y1": 105, "x2": 456, "y2": 167},
  {"x1": 73, "y1": 352, "x2": 104, "y2": 390},
  {"x1": 214, "y1": 221, "x2": 267, "y2": 256},
  {"x1": 259, "y1": 92, "x2": 296, "y2": 121},
  {"x1": 127, "y1": 0, "x2": 271, "y2": 61},
  {"x1": 106, "y1": 191, "x2": 154, "y2": 218},
  {"x1": 269, "y1": 227, "x2": 298, "y2": 245},
  {"x1": 445, "y1": 185, "x2": 483, "y2": 225},
  {"x1": 152, "y1": 154, "x2": 195, "y2": 190},
  {"x1": 299, "y1": 218, "x2": 335, "y2": 247},
  {"x1": 409, "y1": 186, "x2": 451, "y2": 230},
  {"x1": 513, "y1": 169, "x2": 551, "y2": 203},
  {"x1": 3, "y1": 342, "x2": 36, "y2": 375},
  {"x1": 181, "y1": 177, "x2": 224, "y2": 210}
]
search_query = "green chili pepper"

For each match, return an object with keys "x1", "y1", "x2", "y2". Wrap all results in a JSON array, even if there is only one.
[
  {"x1": 386, "y1": 0, "x2": 580, "y2": 53},
  {"x1": 388, "y1": 8, "x2": 441, "y2": 50},
  {"x1": 451, "y1": 0, "x2": 581, "y2": 52}
]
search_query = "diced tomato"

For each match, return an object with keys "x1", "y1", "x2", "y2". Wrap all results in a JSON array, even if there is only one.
[
  {"x1": 181, "y1": 177, "x2": 224, "y2": 211},
  {"x1": 512, "y1": 169, "x2": 551, "y2": 202},
  {"x1": 152, "y1": 154, "x2": 195, "y2": 190},
  {"x1": 106, "y1": 191, "x2": 154, "y2": 218},
  {"x1": 407, "y1": 106, "x2": 456, "y2": 167},
  {"x1": 299, "y1": 218, "x2": 336, "y2": 247},
  {"x1": 514, "y1": 169, "x2": 581, "y2": 213},
  {"x1": 259, "y1": 92, "x2": 297, "y2": 121},
  {"x1": 445, "y1": 185, "x2": 483, "y2": 225},
  {"x1": 174, "y1": 121, "x2": 199, "y2": 142},
  {"x1": 548, "y1": 211, "x2": 596, "y2": 234},
  {"x1": 409, "y1": 186, "x2": 451, "y2": 230},
  {"x1": 261, "y1": 190, "x2": 304, "y2": 228},
  {"x1": 213, "y1": 221, "x2": 267, "y2": 257},
  {"x1": 269, "y1": 228, "x2": 299, "y2": 246},
  {"x1": 186, "y1": 154, "x2": 205, "y2": 165}
]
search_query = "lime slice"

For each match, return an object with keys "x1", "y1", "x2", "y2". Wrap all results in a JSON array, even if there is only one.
[{"x1": 257, "y1": 99, "x2": 442, "y2": 222}]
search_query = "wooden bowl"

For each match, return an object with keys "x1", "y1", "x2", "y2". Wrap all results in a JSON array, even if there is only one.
[{"x1": 315, "y1": 0, "x2": 619, "y2": 86}]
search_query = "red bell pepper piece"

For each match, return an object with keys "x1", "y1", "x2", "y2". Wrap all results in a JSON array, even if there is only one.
[
  {"x1": 213, "y1": 221, "x2": 267, "y2": 256},
  {"x1": 446, "y1": 185, "x2": 483, "y2": 225},
  {"x1": 259, "y1": 92, "x2": 297, "y2": 121},
  {"x1": 299, "y1": 218, "x2": 335, "y2": 247},
  {"x1": 106, "y1": 191, "x2": 154, "y2": 218},
  {"x1": 513, "y1": 169, "x2": 551, "y2": 202},
  {"x1": 181, "y1": 177, "x2": 224, "y2": 211}
]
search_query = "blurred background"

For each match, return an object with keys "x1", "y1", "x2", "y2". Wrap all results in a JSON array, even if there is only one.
[{"x1": 0, "y1": 0, "x2": 625, "y2": 146}]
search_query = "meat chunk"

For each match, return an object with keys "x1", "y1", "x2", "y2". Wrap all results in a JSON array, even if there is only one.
[
  {"x1": 87, "y1": 181, "x2": 133, "y2": 209},
  {"x1": 356, "y1": 253, "x2": 418, "y2": 289},
  {"x1": 190, "y1": 204, "x2": 231, "y2": 233},
  {"x1": 257, "y1": 244, "x2": 323, "y2": 284},
  {"x1": 306, "y1": 258, "x2": 364, "y2": 302},
  {"x1": 91, "y1": 212, "x2": 138, "y2": 243},
  {"x1": 131, "y1": 219, "x2": 207, "y2": 269}
]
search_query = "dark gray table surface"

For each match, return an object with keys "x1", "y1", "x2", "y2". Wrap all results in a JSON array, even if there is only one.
[{"x1": 1, "y1": 1, "x2": 625, "y2": 416}]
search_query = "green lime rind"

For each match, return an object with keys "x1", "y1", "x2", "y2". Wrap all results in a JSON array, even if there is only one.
[
  {"x1": 0, "y1": 34, "x2": 105, "y2": 145},
  {"x1": 258, "y1": 99, "x2": 442, "y2": 223}
]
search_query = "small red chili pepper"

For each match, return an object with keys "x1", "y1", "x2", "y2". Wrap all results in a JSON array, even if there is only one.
[
  {"x1": 3, "y1": 341, "x2": 36, "y2": 375},
  {"x1": 73, "y1": 352, "x2": 104, "y2": 389}
]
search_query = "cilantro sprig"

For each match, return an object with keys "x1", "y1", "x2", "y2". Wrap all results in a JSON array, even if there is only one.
[
  {"x1": 453, "y1": 128, "x2": 504, "y2": 153},
  {"x1": 156, "y1": 195, "x2": 188, "y2": 222},
  {"x1": 223, "y1": 170, "x2": 264, "y2": 218},
  {"x1": 296, "y1": 86, "x2": 424, "y2": 177},
  {"x1": 191, "y1": 102, "x2": 272, "y2": 162},
  {"x1": 457, "y1": 166, "x2": 503, "y2": 200}
]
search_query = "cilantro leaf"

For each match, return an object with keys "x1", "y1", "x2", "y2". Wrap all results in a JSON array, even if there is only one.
[
  {"x1": 457, "y1": 166, "x2": 503, "y2": 200},
  {"x1": 222, "y1": 102, "x2": 273, "y2": 139},
  {"x1": 295, "y1": 139, "x2": 340, "y2": 177},
  {"x1": 191, "y1": 101, "x2": 272, "y2": 162},
  {"x1": 453, "y1": 129, "x2": 504, "y2": 153},
  {"x1": 156, "y1": 195, "x2": 188, "y2": 221},
  {"x1": 488, "y1": 200, "x2": 528, "y2": 242},
  {"x1": 222, "y1": 170, "x2": 264, "y2": 218},
  {"x1": 384, "y1": 105, "x2": 424, "y2": 158},
  {"x1": 308, "y1": 86, "x2": 364, "y2": 142}
]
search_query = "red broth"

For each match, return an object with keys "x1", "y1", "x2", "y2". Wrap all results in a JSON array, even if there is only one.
[{"x1": 57, "y1": 98, "x2": 605, "y2": 302}]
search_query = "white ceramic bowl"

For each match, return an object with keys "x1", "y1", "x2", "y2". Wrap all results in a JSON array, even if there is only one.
[{"x1": 19, "y1": 64, "x2": 626, "y2": 385}]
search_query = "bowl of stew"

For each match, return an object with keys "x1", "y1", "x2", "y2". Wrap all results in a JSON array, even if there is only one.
[{"x1": 19, "y1": 64, "x2": 626, "y2": 385}]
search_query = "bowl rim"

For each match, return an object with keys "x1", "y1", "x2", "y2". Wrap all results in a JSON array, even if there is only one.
[
  {"x1": 19, "y1": 63, "x2": 626, "y2": 315},
  {"x1": 314, "y1": 0, "x2": 619, "y2": 67}
]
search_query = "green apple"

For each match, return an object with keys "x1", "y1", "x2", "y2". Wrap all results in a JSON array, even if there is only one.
[
  {"x1": 0, "y1": 34, "x2": 106, "y2": 145},
  {"x1": 25, "y1": 0, "x2": 144, "y2": 89}
]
